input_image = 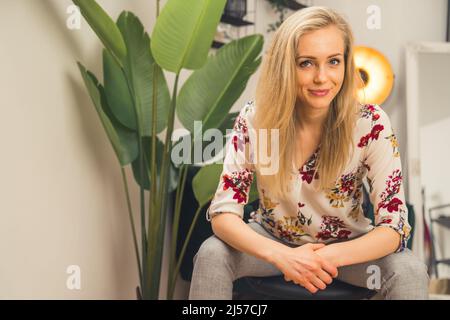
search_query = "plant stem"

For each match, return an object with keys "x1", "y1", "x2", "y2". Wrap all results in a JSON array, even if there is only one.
[
  {"x1": 147, "y1": 73, "x2": 180, "y2": 299},
  {"x1": 120, "y1": 167, "x2": 143, "y2": 288},
  {"x1": 120, "y1": 66, "x2": 147, "y2": 297},
  {"x1": 166, "y1": 164, "x2": 188, "y2": 299},
  {"x1": 146, "y1": 59, "x2": 159, "y2": 300},
  {"x1": 138, "y1": 124, "x2": 147, "y2": 296},
  {"x1": 142, "y1": 0, "x2": 162, "y2": 300},
  {"x1": 168, "y1": 205, "x2": 203, "y2": 298},
  {"x1": 166, "y1": 137, "x2": 199, "y2": 299}
]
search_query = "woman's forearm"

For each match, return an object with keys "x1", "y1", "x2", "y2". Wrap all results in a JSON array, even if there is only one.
[
  {"x1": 316, "y1": 226, "x2": 401, "y2": 267},
  {"x1": 211, "y1": 213, "x2": 289, "y2": 264},
  {"x1": 212, "y1": 215, "x2": 400, "y2": 270}
]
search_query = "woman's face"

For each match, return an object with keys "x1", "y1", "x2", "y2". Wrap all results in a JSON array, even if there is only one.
[{"x1": 295, "y1": 25, "x2": 346, "y2": 111}]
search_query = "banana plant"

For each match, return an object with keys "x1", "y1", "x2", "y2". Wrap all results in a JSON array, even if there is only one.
[{"x1": 73, "y1": 0, "x2": 263, "y2": 299}]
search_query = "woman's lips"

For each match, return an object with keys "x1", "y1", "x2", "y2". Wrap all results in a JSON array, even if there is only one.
[{"x1": 309, "y1": 89, "x2": 330, "y2": 97}]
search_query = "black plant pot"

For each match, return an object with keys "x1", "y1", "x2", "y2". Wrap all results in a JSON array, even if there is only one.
[{"x1": 136, "y1": 286, "x2": 142, "y2": 300}]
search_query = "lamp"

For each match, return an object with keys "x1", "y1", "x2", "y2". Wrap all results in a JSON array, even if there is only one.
[{"x1": 354, "y1": 46, "x2": 394, "y2": 105}]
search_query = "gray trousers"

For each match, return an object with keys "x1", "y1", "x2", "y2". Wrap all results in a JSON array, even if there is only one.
[{"x1": 189, "y1": 221, "x2": 429, "y2": 300}]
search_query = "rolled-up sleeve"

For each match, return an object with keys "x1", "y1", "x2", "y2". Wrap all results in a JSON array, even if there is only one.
[
  {"x1": 206, "y1": 103, "x2": 256, "y2": 221},
  {"x1": 362, "y1": 104, "x2": 411, "y2": 252}
]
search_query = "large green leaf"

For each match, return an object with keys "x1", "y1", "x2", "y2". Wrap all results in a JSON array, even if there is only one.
[
  {"x1": 117, "y1": 11, "x2": 170, "y2": 136},
  {"x1": 192, "y1": 164, "x2": 223, "y2": 207},
  {"x1": 176, "y1": 35, "x2": 263, "y2": 134},
  {"x1": 77, "y1": 63, "x2": 138, "y2": 166},
  {"x1": 218, "y1": 112, "x2": 239, "y2": 135},
  {"x1": 200, "y1": 112, "x2": 239, "y2": 163},
  {"x1": 103, "y1": 49, "x2": 136, "y2": 130},
  {"x1": 192, "y1": 164, "x2": 258, "y2": 207},
  {"x1": 131, "y1": 137, "x2": 178, "y2": 193},
  {"x1": 73, "y1": 0, "x2": 126, "y2": 64},
  {"x1": 151, "y1": 0, "x2": 227, "y2": 73},
  {"x1": 171, "y1": 111, "x2": 236, "y2": 165}
]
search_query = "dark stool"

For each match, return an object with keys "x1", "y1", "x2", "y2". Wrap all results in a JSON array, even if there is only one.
[{"x1": 233, "y1": 275, "x2": 377, "y2": 300}]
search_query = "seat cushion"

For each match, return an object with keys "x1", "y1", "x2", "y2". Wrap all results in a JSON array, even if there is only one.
[{"x1": 233, "y1": 275, "x2": 377, "y2": 300}]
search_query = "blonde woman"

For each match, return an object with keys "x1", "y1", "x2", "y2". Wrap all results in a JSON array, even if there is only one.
[{"x1": 189, "y1": 6, "x2": 429, "y2": 300}]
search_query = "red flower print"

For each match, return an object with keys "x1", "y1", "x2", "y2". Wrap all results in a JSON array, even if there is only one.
[
  {"x1": 358, "y1": 124, "x2": 384, "y2": 148},
  {"x1": 299, "y1": 149, "x2": 320, "y2": 184},
  {"x1": 222, "y1": 168, "x2": 253, "y2": 204},
  {"x1": 300, "y1": 169, "x2": 318, "y2": 184},
  {"x1": 337, "y1": 229, "x2": 351, "y2": 239},
  {"x1": 359, "y1": 104, "x2": 386, "y2": 149},
  {"x1": 367, "y1": 104, "x2": 376, "y2": 113},
  {"x1": 232, "y1": 135, "x2": 239, "y2": 152},
  {"x1": 326, "y1": 167, "x2": 364, "y2": 210},
  {"x1": 360, "y1": 104, "x2": 380, "y2": 121},
  {"x1": 231, "y1": 115, "x2": 250, "y2": 152},
  {"x1": 316, "y1": 215, "x2": 351, "y2": 241},
  {"x1": 385, "y1": 197, "x2": 403, "y2": 213},
  {"x1": 316, "y1": 230, "x2": 331, "y2": 240},
  {"x1": 341, "y1": 177, "x2": 355, "y2": 193},
  {"x1": 370, "y1": 124, "x2": 384, "y2": 140},
  {"x1": 376, "y1": 169, "x2": 404, "y2": 215},
  {"x1": 358, "y1": 133, "x2": 371, "y2": 148}
]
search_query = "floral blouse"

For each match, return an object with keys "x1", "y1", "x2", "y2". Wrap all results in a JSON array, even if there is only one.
[{"x1": 206, "y1": 100, "x2": 411, "y2": 252}]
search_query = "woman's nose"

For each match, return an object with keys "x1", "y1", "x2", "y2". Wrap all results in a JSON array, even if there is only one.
[{"x1": 314, "y1": 66, "x2": 328, "y2": 83}]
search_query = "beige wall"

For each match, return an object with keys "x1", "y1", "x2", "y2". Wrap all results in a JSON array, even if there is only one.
[
  {"x1": 0, "y1": 0, "x2": 164, "y2": 299},
  {"x1": 0, "y1": 0, "x2": 447, "y2": 299}
]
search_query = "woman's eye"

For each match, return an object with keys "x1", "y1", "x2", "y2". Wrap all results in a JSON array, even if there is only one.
[
  {"x1": 330, "y1": 58, "x2": 341, "y2": 65},
  {"x1": 299, "y1": 60, "x2": 312, "y2": 68},
  {"x1": 298, "y1": 59, "x2": 340, "y2": 68}
]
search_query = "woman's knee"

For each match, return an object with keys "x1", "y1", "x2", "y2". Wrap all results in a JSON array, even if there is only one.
[
  {"x1": 401, "y1": 253, "x2": 429, "y2": 285},
  {"x1": 193, "y1": 235, "x2": 235, "y2": 266},
  {"x1": 382, "y1": 250, "x2": 429, "y2": 287}
]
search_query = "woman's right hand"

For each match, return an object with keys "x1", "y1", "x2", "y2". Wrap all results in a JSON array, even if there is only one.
[{"x1": 270, "y1": 243, "x2": 338, "y2": 294}]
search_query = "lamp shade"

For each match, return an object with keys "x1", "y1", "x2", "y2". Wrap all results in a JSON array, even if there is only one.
[{"x1": 354, "y1": 46, "x2": 394, "y2": 105}]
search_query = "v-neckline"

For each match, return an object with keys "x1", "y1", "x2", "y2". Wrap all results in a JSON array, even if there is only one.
[{"x1": 293, "y1": 144, "x2": 321, "y2": 172}]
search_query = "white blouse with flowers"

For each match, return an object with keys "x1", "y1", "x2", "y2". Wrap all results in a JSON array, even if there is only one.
[{"x1": 206, "y1": 100, "x2": 411, "y2": 252}]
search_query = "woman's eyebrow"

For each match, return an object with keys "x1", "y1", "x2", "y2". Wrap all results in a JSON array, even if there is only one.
[{"x1": 296, "y1": 53, "x2": 343, "y2": 59}]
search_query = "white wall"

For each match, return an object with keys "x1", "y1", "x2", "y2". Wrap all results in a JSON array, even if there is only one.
[
  {"x1": 418, "y1": 51, "x2": 450, "y2": 277},
  {"x1": 0, "y1": 0, "x2": 447, "y2": 299}
]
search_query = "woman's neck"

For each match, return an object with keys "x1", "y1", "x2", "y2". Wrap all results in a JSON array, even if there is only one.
[{"x1": 295, "y1": 103, "x2": 329, "y2": 134}]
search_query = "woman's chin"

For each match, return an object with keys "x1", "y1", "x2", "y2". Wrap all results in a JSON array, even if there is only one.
[{"x1": 306, "y1": 100, "x2": 332, "y2": 110}]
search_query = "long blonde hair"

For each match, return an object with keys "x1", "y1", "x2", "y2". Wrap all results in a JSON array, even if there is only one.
[{"x1": 254, "y1": 6, "x2": 360, "y2": 200}]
